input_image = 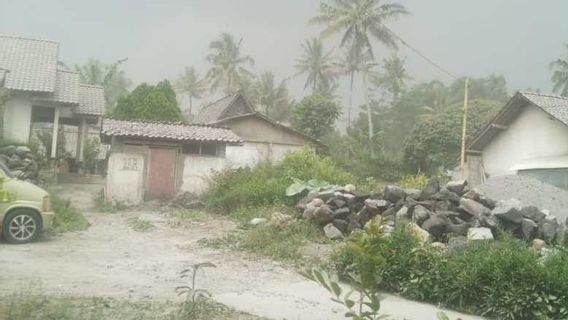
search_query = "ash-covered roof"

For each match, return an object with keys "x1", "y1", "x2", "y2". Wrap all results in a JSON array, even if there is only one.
[
  {"x1": 0, "y1": 34, "x2": 105, "y2": 116},
  {"x1": 101, "y1": 118, "x2": 242, "y2": 143},
  {"x1": 468, "y1": 91, "x2": 568, "y2": 153},
  {"x1": 0, "y1": 34, "x2": 58, "y2": 92},
  {"x1": 520, "y1": 92, "x2": 568, "y2": 126},
  {"x1": 193, "y1": 93, "x2": 255, "y2": 124},
  {"x1": 77, "y1": 84, "x2": 105, "y2": 115}
]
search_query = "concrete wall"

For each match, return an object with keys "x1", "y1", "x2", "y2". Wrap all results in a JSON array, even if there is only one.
[
  {"x1": 3, "y1": 95, "x2": 32, "y2": 142},
  {"x1": 227, "y1": 117, "x2": 310, "y2": 146},
  {"x1": 482, "y1": 106, "x2": 568, "y2": 177},
  {"x1": 105, "y1": 147, "x2": 146, "y2": 205},
  {"x1": 180, "y1": 155, "x2": 226, "y2": 195},
  {"x1": 225, "y1": 141, "x2": 303, "y2": 168}
]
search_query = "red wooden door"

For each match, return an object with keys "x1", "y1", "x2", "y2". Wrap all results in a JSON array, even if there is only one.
[{"x1": 147, "y1": 148, "x2": 177, "y2": 198}]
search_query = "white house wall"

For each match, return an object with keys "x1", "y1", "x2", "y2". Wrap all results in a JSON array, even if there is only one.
[
  {"x1": 3, "y1": 95, "x2": 32, "y2": 142},
  {"x1": 482, "y1": 106, "x2": 568, "y2": 177},
  {"x1": 180, "y1": 155, "x2": 226, "y2": 195},
  {"x1": 225, "y1": 142, "x2": 303, "y2": 168},
  {"x1": 106, "y1": 150, "x2": 146, "y2": 205}
]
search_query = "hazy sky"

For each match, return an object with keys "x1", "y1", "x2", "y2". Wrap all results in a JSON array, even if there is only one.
[{"x1": 2, "y1": 0, "x2": 568, "y2": 115}]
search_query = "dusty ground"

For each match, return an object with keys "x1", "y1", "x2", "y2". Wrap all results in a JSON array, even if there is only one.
[{"x1": 0, "y1": 187, "x2": 484, "y2": 320}]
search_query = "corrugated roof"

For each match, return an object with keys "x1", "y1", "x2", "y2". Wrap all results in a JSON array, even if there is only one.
[
  {"x1": 77, "y1": 84, "x2": 105, "y2": 115},
  {"x1": 519, "y1": 92, "x2": 568, "y2": 126},
  {"x1": 193, "y1": 94, "x2": 239, "y2": 124},
  {"x1": 0, "y1": 34, "x2": 58, "y2": 92},
  {"x1": 101, "y1": 118, "x2": 242, "y2": 143}
]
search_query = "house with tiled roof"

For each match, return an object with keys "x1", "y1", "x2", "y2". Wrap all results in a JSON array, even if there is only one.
[
  {"x1": 466, "y1": 91, "x2": 568, "y2": 190},
  {"x1": 194, "y1": 92, "x2": 323, "y2": 167},
  {"x1": 100, "y1": 118, "x2": 242, "y2": 204},
  {"x1": 0, "y1": 34, "x2": 105, "y2": 168}
]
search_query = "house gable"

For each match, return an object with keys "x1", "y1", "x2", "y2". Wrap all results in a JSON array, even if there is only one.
[{"x1": 481, "y1": 104, "x2": 568, "y2": 176}]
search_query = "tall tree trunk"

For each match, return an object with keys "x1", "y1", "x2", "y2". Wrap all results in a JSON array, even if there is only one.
[
  {"x1": 348, "y1": 71, "x2": 355, "y2": 127},
  {"x1": 363, "y1": 74, "x2": 375, "y2": 158}
]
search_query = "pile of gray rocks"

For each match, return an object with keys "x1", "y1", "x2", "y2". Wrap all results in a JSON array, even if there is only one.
[
  {"x1": 296, "y1": 177, "x2": 568, "y2": 246},
  {"x1": 0, "y1": 145, "x2": 40, "y2": 181}
]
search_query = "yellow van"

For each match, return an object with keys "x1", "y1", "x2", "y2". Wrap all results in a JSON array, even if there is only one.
[{"x1": 0, "y1": 162, "x2": 54, "y2": 244}]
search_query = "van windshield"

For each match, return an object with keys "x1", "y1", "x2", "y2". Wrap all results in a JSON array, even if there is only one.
[{"x1": 0, "y1": 161, "x2": 14, "y2": 178}]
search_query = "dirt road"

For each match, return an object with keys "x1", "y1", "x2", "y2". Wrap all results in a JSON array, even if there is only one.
[{"x1": 0, "y1": 207, "x2": 483, "y2": 320}]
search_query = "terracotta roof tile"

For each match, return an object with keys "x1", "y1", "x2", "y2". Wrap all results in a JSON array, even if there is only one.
[
  {"x1": 77, "y1": 84, "x2": 105, "y2": 115},
  {"x1": 101, "y1": 118, "x2": 242, "y2": 143},
  {"x1": 520, "y1": 92, "x2": 568, "y2": 126}
]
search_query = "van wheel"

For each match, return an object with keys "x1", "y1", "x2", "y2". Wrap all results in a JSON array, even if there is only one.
[{"x1": 3, "y1": 209, "x2": 42, "y2": 244}]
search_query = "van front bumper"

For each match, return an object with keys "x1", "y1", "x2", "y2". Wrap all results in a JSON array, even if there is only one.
[{"x1": 41, "y1": 211, "x2": 55, "y2": 231}]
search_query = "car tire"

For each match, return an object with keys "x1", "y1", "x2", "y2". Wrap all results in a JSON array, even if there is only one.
[{"x1": 2, "y1": 209, "x2": 42, "y2": 244}]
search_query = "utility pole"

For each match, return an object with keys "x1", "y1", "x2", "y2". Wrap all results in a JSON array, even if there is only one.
[{"x1": 459, "y1": 78, "x2": 470, "y2": 175}]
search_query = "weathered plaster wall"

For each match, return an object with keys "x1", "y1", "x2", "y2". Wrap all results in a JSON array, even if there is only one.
[
  {"x1": 3, "y1": 95, "x2": 32, "y2": 142},
  {"x1": 482, "y1": 106, "x2": 568, "y2": 177},
  {"x1": 180, "y1": 155, "x2": 226, "y2": 195},
  {"x1": 227, "y1": 117, "x2": 309, "y2": 146},
  {"x1": 105, "y1": 145, "x2": 147, "y2": 205},
  {"x1": 225, "y1": 142, "x2": 303, "y2": 168}
]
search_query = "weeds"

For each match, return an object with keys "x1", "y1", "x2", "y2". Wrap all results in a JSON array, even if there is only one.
[
  {"x1": 127, "y1": 217, "x2": 154, "y2": 232},
  {"x1": 175, "y1": 210, "x2": 207, "y2": 220},
  {"x1": 176, "y1": 262, "x2": 216, "y2": 316},
  {"x1": 49, "y1": 189, "x2": 90, "y2": 233}
]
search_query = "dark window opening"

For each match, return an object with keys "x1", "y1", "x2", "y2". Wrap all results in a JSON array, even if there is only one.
[{"x1": 182, "y1": 143, "x2": 225, "y2": 157}]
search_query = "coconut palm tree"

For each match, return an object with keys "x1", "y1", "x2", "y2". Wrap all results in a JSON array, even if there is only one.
[
  {"x1": 310, "y1": 0, "x2": 409, "y2": 59},
  {"x1": 551, "y1": 44, "x2": 568, "y2": 97},
  {"x1": 335, "y1": 47, "x2": 364, "y2": 126},
  {"x1": 371, "y1": 54, "x2": 411, "y2": 105},
  {"x1": 252, "y1": 71, "x2": 292, "y2": 120},
  {"x1": 75, "y1": 58, "x2": 131, "y2": 109},
  {"x1": 175, "y1": 66, "x2": 206, "y2": 116},
  {"x1": 206, "y1": 33, "x2": 255, "y2": 94},
  {"x1": 295, "y1": 37, "x2": 335, "y2": 94}
]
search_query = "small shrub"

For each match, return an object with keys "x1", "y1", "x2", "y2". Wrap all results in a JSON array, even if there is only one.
[
  {"x1": 175, "y1": 210, "x2": 207, "y2": 220},
  {"x1": 332, "y1": 228, "x2": 568, "y2": 319},
  {"x1": 204, "y1": 148, "x2": 356, "y2": 212},
  {"x1": 50, "y1": 190, "x2": 89, "y2": 233},
  {"x1": 127, "y1": 217, "x2": 154, "y2": 232},
  {"x1": 399, "y1": 170, "x2": 428, "y2": 190}
]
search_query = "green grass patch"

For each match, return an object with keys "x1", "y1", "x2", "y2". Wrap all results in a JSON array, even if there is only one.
[
  {"x1": 174, "y1": 210, "x2": 207, "y2": 221},
  {"x1": 127, "y1": 217, "x2": 154, "y2": 232},
  {"x1": 203, "y1": 206, "x2": 329, "y2": 262},
  {"x1": 50, "y1": 190, "x2": 89, "y2": 233},
  {"x1": 0, "y1": 289, "x2": 262, "y2": 320}
]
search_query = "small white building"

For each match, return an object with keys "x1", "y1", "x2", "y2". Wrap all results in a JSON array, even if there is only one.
[
  {"x1": 101, "y1": 118, "x2": 242, "y2": 205},
  {"x1": 0, "y1": 34, "x2": 105, "y2": 168},
  {"x1": 466, "y1": 92, "x2": 568, "y2": 190}
]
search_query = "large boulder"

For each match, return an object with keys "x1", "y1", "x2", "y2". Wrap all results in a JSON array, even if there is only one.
[
  {"x1": 411, "y1": 205, "x2": 431, "y2": 226},
  {"x1": 332, "y1": 219, "x2": 349, "y2": 234},
  {"x1": 467, "y1": 227, "x2": 494, "y2": 241},
  {"x1": 539, "y1": 216, "x2": 559, "y2": 243},
  {"x1": 323, "y1": 223, "x2": 344, "y2": 240},
  {"x1": 332, "y1": 207, "x2": 351, "y2": 220},
  {"x1": 421, "y1": 214, "x2": 451, "y2": 237},
  {"x1": 521, "y1": 206, "x2": 546, "y2": 223},
  {"x1": 492, "y1": 199, "x2": 523, "y2": 224},
  {"x1": 384, "y1": 185, "x2": 406, "y2": 203},
  {"x1": 420, "y1": 176, "x2": 440, "y2": 200},
  {"x1": 406, "y1": 222, "x2": 433, "y2": 244},
  {"x1": 521, "y1": 218, "x2": 538, "y2": 240},
  {"x1": 395, "y1": 206, "x2": 411, "y2": 226},
  {"x1": 446, "y1": 180, "x2": 468, "y2": 195},
  {"x1": 459, "y1": 198, "x2": 491, "y2": 217},
  {"x1": 447, "y1": 223, "x2": 470, "y2": 236},
  {"x1": 312, "y1": 205, "x2": 334, "y2": 226},
  {"x1": 432, "y1": 188, "x2": 461, "y2": 203}
]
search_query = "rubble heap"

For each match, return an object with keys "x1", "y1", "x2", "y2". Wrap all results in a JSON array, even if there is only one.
[
  {"x1": 296, "y1": 177, "x2": 568, "y2": 244},
  {"x1": 0, "y1": 145, "x2": 40, "y2": 181}
]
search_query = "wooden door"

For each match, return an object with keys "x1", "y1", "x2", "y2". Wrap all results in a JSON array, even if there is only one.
[{"x1": 147, "y1": 147, "x2": 177, "y2": 198}]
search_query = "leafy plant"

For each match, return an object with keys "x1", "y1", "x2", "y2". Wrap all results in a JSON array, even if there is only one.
[
  {"x1": 176, "y1": 262, "x2": 217, "y2": 315},
  {"x1": 398, "y1": 169, "x2": 428, "y2": 190},
  {"x1": 48, "y1": 188, "x2": 90, "y2": 233},
  {"x1": 309, "y1": 268, "x2": 386, "y2": 320},
  {"x1": 291, "y1": 95, "x2": 341, "y2": 139},
  {"x1": 285, "y1": 177, "x2": 333, "y2": 196},
  {"x1": 127, "y1": 217, "x2": 154, "y2": 232}
]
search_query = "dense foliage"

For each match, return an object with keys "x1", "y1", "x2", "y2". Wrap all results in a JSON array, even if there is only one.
[
  {"x1": 333, "y1": 228, "x2": 568, "y2": 320},
  {"x1": 75, "y1": 58, "x2": 132, "y2": 109},
  {"x1": 204, "y1": 148, "x2": 355, "y2": 212},
  {"x1": 292, "y1": 95, "x2": 341, "y2": 140},
  {"x1": 402, "y1": 99, "x2": 500, "y2": 173},
  {"x1": 112, "y1": 80, "x2": 183, "y2": 122}
]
